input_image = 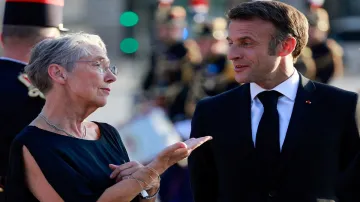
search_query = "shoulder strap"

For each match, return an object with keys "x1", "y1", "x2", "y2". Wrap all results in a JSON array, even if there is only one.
[{"x1": 18, "y1": 73, "x2": 45, "y2": 99}]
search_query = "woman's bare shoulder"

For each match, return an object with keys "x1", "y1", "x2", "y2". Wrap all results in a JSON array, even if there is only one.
[{"x1": 22, "y1": 145, "x2": 64, "y2": 202}]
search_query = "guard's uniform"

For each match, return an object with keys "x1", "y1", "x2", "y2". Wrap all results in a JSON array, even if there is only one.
[
  {"x1": 185, "y1": 18, "x2": 239, "y2": 117},
  {"x1": 186, "y1": 54, "x2": 239, "y2": 116},
  {"x1": 294, "y1": 47, "x2": 316, "y2": 80},
  {"x1": 143, "y1": 6, "x2": 201, "y2": 122},
  {"x1": 311, "y1": 38, "x2": 344, "y2": 83},
  {"x1": 0, "y1": 0, "x2": 67, "y2": 198},
  {"x1": 0, "y1": 59, "x2": 45, "y2": 187},
  {"x1": 306, "y1": 7, "x2": 344, "y2": 83}
]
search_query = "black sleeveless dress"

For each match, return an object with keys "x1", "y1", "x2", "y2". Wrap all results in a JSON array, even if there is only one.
[{"x1": 5, "y1": 122, "x2": 140, "y2": 202}]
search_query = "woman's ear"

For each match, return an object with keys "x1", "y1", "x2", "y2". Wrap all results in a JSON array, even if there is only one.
[{"x1": 48, "y1": 64, "x2": 67, "y2": 84}]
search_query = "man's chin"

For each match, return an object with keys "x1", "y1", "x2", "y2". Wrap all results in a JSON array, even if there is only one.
[{"x1": 235, "y1": 75, "x2": 250, "y2": 84}]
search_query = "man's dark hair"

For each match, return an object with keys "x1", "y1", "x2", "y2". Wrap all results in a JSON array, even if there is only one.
[{"x1": 227, "y1": 1, "x2": 309, "y2": 62}]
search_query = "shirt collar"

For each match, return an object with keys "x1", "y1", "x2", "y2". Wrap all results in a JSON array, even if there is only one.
[
  {"x1": 250, "y1": 69, "x2": 299, "y2": 101},
  {"x1": 0, "y1": 57, "x2": 28, "y2": 65}
]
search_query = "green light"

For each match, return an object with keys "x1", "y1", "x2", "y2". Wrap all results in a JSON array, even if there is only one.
[
  {"x1": 120, "y1": 38, "x2": 139, "y2": 54},
  {"x1": 120, "y1": 11, "x2": 139, "y2": 27}
]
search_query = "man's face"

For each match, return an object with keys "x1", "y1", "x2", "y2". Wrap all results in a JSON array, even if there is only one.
[{"x1": 227, "y1": 18, "x2": 280, "y2": 84}]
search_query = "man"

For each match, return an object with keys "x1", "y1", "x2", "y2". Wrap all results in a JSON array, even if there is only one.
[
  {"x1": 188, "y1": 1, "x2": 360, "y2": 202},
  {"x1": 307, "y1": 7, "x2": 344, "y2": 84},
  {"x1": 0, "y1": 0, "x2": 65, "y2": 199}
]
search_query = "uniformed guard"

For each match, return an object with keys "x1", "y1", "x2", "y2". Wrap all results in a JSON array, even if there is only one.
[
  {"x1": 143, "y1": 5, "x2": 202, "y2": 122},
  {"x1": 185, "y1": 17, "x2": 239, "y2": 117},
  {"x1": 0, "y1": 0, "x2": 66, "y2": 198},
  {"x1": 306, "y1": 7, "x2": 344, "y2": 83},
  {"x1": 294, "y1": 46, "x2": 317, "y2": 80}
]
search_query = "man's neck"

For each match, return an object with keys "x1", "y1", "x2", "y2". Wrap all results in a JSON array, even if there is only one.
[
  {"x1": 256, "y1": 65, "x2": 295, "y2": 90},
  {"x1": 3, "y1": 50, "x2": 29, "y2": 64}
]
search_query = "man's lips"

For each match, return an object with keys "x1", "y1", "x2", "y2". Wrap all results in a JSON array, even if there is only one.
[{"x1": 234, "y1": 65, "x2": 249, "y2": 72}]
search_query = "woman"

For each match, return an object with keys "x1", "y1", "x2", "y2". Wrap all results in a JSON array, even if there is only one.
[{"x1": 5, "y1": 33, "x2": 211, "y2": 202}]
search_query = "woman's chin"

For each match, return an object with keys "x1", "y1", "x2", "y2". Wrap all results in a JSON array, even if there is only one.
[{"x1": 94, "y1": 97, "x2": 108, "y2": 108}]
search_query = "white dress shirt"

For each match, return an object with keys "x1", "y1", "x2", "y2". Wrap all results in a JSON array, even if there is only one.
[{"x1": 250, "y1": 70, "x2": 300, "y2": 150}]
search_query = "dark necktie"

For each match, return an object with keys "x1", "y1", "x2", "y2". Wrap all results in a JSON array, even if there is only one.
[{"x1": 255, "y1": 90, "x2": 282, "y2": 181}]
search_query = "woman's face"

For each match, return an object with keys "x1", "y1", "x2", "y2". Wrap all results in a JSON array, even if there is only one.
[{"x1": 65, "y1": 46, "x2": 117, "y2": 108}]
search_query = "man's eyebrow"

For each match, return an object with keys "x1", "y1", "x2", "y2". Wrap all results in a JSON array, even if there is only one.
[
  {"x1": 236, "y1": 36, "x2": 255, "y2": 41},
  {"x1": 226, "y1": 36, "x2": 255, "y2": 41}
]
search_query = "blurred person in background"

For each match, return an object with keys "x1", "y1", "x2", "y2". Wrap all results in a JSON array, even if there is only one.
[
  {"x1": 5, "y1": 32, "x2": 212, "y2": 202},
  {"x1": 294, "y1": 47, "x2": 317, "y2": 80},
  {"x1": 185, "y1": 17, "x2": 239, "y2": 117},
  {"x1": 142, "y1": 5, "x2": 202, "y2": 123},
  {"x1": 140, "y1": 5, "x2": 203, "y2": 202},
  {"x1": 142, "y1": 0, "x2": 173, "y2": 96},
  {"x1": 306, "y1": 6, "x2": 345, "y2": 84},
  {"x1": 189, "y1": 1, "x2": 360, "y2": 201},
  {"x1": 0, "y1": 0, "x2": 65, "y2": 200}
]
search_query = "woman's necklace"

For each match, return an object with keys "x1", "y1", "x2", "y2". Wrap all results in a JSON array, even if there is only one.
[{"x1": 38, "y1": 113, "x2": 87, "y2": 138}]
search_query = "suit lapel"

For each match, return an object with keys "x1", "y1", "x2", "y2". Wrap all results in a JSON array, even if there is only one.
[
  {"x1": 281, "y1": 74, "x2": 316, "y2": 155},
  {"x1": 234, "y1": 84, "x2": 254, "y2": 150}
]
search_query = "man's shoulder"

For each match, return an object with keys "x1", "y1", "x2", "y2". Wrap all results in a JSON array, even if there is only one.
[
  {"x1": 0, "y1": 59, "x2": 45, "y2": 100},
  {"x1": 313, "y1": 81, "x2": 356, "y2": 96},
  {"x1": 312, "y1": 81, "x2": 358, "y2": 103},
  {"x1": 0, "y1": 58, "x2": 26, "y2": 69}
]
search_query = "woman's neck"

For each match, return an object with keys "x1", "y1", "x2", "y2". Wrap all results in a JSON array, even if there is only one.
[{"x1": 37, "y1": 92, "x2": 97, "y2": 138}]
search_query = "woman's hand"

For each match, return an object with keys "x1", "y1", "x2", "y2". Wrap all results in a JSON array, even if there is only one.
[
  {"x1": 109, "y1": 162, "x2": 160, "y2": 190},
  {"x1": 109, "y1": 161, "x2": 144, "y2": 183},
  {"x1": 108, "y1": 136, "x2": 212, "y2": 188},
  {"x1": 147, "y1": 136, "x2": 212, "y2": 175}
]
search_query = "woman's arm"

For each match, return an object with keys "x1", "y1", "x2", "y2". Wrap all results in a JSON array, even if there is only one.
[
  {"x1": 98, "y1": 142, "x2": 189, "y2": 202},
  {"x1": 102, "y1": 137, "x2": 212, "y2": 202},
  {"x1": 23, "y1": 145, "x2": 158, "y2": 202},
  {"x1": 98, "y1": 167, "x2": 160, "y2": 202},
  {"x1": 24, "y1": 138, "x2": 211, "y2": 202},
  {"x1": 23, "y1": 146, "x2": 63, "y2": 202},
  {"x1": 109, "y1": 163, "x2": 160, "y2": 202}
]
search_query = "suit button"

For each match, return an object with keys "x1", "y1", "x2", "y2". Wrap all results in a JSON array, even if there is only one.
[{"x1": 268, "y1": 191, "x2": 277, "y2": 197}]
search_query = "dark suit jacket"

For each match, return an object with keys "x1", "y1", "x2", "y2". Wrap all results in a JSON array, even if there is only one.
[{"x1": 188, "y1": 74, "x2": 360, "y2": 202}]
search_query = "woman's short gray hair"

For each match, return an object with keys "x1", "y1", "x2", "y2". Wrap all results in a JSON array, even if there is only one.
[{"x1": 25, "y1": 32, "x2": 107, "y2": 95}]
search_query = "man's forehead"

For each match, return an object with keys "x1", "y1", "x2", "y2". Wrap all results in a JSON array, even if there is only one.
[{"x1": 227, "y1": 19, "x2": 275, "y2": 38}]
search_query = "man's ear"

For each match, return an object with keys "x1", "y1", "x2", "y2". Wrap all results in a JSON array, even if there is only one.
[
  {"x1": 278, "y1": 36, "x2": 297, "y2": 57},
  {"x1": 48, "y1": 64, "x2": 67, "y2": 84}
]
